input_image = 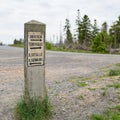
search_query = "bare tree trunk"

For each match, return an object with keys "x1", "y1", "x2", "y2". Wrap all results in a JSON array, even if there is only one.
[{"x1": 114, "y1": 30, "x2": 117, "y2": 48}]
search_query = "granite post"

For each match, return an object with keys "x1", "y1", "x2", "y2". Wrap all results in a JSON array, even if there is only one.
[{"x1": 24, "y1": 20, "x2": 46, "y2": 101}]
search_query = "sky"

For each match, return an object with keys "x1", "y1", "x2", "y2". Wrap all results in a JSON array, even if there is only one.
[{"x1": 0, "y1": 0, "x2": 120, "y2": 44}]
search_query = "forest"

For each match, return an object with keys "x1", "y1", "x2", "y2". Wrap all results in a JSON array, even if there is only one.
[{"x1": 53, "y1": 9, "x2": 120, "y2": 53}]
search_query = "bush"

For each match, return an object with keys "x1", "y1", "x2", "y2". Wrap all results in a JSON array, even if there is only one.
[
  {"x1": 92, "y1": 32, "x2": 110, "y2": 53},
  {"x1": 46, "y1": 42, "x2": 52, "y2": 50}
]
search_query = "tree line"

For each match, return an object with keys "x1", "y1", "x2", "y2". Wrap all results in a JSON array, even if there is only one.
[
  {"x1": 13, "y1": 38, "x2": 24, "y2": 45},
  {"x1": 62, "y1": 9, "x2": 120, "y2": 53}
]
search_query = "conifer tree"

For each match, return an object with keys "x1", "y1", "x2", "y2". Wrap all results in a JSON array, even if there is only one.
[
  {"x1": 101, "y1": 22, "x2": 107, "y2": 33},
  {"x1": 81, "y1": 15, "x2": 92, "y2": 48},
  {"x1": 109, "y1": 16, "x2": 120, "y2": 48},
  {"x1": 64, "y1": 18, "x2": 73, "y2": 48},
  {"x1": 75, "y1": 9, "x2": 82, "y2": 44},
  {"x1": 92, "y1": 32, "x2": 106, "y2": 53},
  {"x1": 92, "y1": 19, "x2": 99, "y2": 38}
]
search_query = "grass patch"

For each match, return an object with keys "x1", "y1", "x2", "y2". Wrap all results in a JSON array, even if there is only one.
[
  {"x1": 50, "y1": 47, "x2": 112, "y2": 54},
  {"x1": 90, "y1": 114, "x2": 105, "y2": 120},
  {"x1": 101, "y1": 88, "x2": 107, "y2": 96},
  {"x1": 50, "y1": 47, "x2": 92, "y2": 53},
  {"x1": 14, "y1": 97, "x2": 52, "y2": 120},
  {"x1": 101, "y1": 90, "x2": 107, "y2": 96},
  {"x1": 115, "y1": 104, "x2": 120, "y2": 111},
  {"x1": 54, "y1": 93, "x2": 59, "y2": 97},
  {"x1": 88, "y1": 87, "x2": 96, "y2": 90},
  {"x1": 109, "y1": 69, "x2": 120, "y2": 76},
  {"x1": 76, "y1": 81, "x2": 87, "y2": 87},
  {"x1": 89, "y1": 104, "x2": 120, "y2": 120},
  {"x1": 78, "y1": 94, "x2": 84, "y2": 100},
  {"x1": 107, "y1": 83, "x2": 120, "y2": 89},
  {"x1": 9, "y1": 44, "x2": 24, "y2": 48},
  {"x1": 70, "y1": 77, "x2": 91, "y2": 87},
  {"x1": 117, "y1": 91, "x2": 120, "y2": 99},
  {"x1": 115, "y1": 63, "x2": 120, "y2": 67}
]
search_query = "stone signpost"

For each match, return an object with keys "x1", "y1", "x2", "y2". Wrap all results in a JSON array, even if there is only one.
[{"x1": 24, "y1": 20, "x2": 46, "y2": 101}]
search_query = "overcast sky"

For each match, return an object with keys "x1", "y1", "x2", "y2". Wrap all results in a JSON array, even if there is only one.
[{"x1": 0, "y1": 0, "x2": 120, "y2": 44}]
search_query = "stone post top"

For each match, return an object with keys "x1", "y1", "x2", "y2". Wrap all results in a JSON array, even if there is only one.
[{"x1": 25, "y1": 20, "x2": 45, "y2": 25}]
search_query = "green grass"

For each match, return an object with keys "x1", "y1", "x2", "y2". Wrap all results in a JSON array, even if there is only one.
[
  {"x1": 14, "y1": 97, "x2": 52, "y2": 120},
  {"x1": 107, "y1": 83, "x2": 120, "y2": 89},
  {"x1": 115, "y1": 104, "x2": 120, "y2": 111},
  {"x1": 88, "y1": 88, "x2": 97, "y2": 91},
  {"x1": 70, "y1": 77, "x2": 90, "y2": 87},
  {"x1": 76, "y1": 81, "x2": 87, "y2": 87},
  {"x1": 9, "y1": 44, "x2": 24, "y2": 48},
  {"x1": 101, "y1": 88, "x2": 107, "y2": 96},
  {"x1": 48, "y1": 46, "x2": 115, "y2": 54},
  {"x1": 115, "y1": 63, "x2": 120, "y2": 67},
  {"x1": 90, "y1": 104, "x2": 120, "y2": 120},
  {"x1": 90, "y1": 114, "x2": 105, "y2": 120},
  {"x1": 50, "y1": 47, "x2": 92, "y2": 53},
  {"x1": 101, "y1": 90, "x2": 107, "y2": 96},
  {"x1": 109, "y1": 69, "x2": 120, "y2": 76},
  {"x1": 78, "y1": 94, "x2": 84, "y2": 100}
]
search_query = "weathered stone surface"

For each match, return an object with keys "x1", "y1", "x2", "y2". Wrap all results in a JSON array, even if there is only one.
[{"x1": 24, "y1": 20, "x2": 46, "y2": 100}]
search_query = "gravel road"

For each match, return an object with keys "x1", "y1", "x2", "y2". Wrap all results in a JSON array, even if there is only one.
[{"x1": 0, "y1": 46, "x2": 120, "y2": 120}]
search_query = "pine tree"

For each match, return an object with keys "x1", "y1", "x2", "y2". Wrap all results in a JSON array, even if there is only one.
[
  {"x1": 75, "y1": 9, "x2": 82, "y2": 44},
  {"x1": 14, "y1": 39, "x2": 17, "y2": 44},
  {"x1": 101, "y1": 22, "x2": 107, "y2": 33},
  {"x1": 92, "y1": 19, "x2": 99, "y2": 38},
  {"x1": 101, "y1": 22, "x2": 112, "y2": 49},
  {"x1": 81, "y1": 15, "x2": 92, "y2": 49},
  {"x1": 109, "y1": 16, "x2": 120, "y2": 48},
  {"x1": 64, "y1": 18, "x2": 73, "y2": 48}
]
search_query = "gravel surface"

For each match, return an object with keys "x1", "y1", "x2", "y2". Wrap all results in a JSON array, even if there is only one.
[{"x1": 0, "y1": 46, "x2": 120, "y2": 120}]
